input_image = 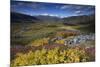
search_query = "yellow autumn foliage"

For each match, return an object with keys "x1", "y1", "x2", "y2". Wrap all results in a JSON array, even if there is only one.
[
  {"x1": 55, "y1": 39, "x2": 65, "y2": 44},
  {"x1": 30, "y1": 38, "x2": 49, "y2": 46},
  {"x1": 11, "y1": 47, "x2": 89, "y2": 67}
]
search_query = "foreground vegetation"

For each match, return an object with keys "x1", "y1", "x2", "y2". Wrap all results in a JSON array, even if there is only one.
[
  {"x1": 11, "y1": 46, "x2": 95, "y2": 67},
  {"x1": 11, "y1": 20, "x2": 95, "y2": 67}
]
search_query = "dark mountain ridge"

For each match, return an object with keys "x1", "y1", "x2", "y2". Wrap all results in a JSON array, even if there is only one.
[
  {"x1": 35, "y1": 15, "x2": 62, "y2": 23},
  {"x1": 11, "y1": 12, "x2": 40, "y2": 23},
  {"x1": 11, "y1": 12, "x2": 95, "y2": 25},
  {"x1": 62, "y1": 14, "x2": 95, "y2": 25}
]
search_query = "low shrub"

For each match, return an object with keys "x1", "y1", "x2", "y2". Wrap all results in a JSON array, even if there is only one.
[
  {"x1": 11, "y1": 47, "x2": 89, "y2": 67},
  {"x1": 30, "y1": 38, "x2": 49, "y2": 46},
  {"x1": 56, "y1": 31, "x2": 80, "y2": 38}
]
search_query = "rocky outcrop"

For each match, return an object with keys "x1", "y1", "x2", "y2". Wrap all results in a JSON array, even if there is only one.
[{"x1": 64, "y1": 33, "x2": 95, "y2": 46}]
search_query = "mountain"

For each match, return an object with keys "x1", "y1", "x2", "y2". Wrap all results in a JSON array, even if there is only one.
[
  {"x1": 62, "y1": 14, "x2": 95, "y2": 25},
  {"x1": 11, "y1": 12, "x2": 62, "y2": 23},
  {"x1": 35, "y1": 15, "x2": 62, "y2": 23},
  {"x1": 11, "y1": 12, "x2": 40, "y2": 23},
  {"x1": 11, "y1": 12, "x2": 95, "y2": 25}
]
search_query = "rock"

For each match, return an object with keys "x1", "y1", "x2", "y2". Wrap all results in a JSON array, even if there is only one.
[{"x1": 64, "y1": 33, "x2": 95, "y2": 46}]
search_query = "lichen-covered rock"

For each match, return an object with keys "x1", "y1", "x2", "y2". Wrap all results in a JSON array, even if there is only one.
[{"x1": 64, "y1": 33, "x2": 95, "y2": 46}]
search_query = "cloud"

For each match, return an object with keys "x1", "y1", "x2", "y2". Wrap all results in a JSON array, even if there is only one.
[
  {"x1": 60, "y1": 5, "x2": 70, "y2": 9},
  {"x1": 75, "y1": 11, "x2": 81, "y2": 14},
  {"x1": 40, "y1": 13, "x2": 59, "y2": 17},
  {"x1": 60, "y1": 5, "x2": 81, "y2": 10},
  {"x1": 74, "y1": 10, "x2": 83, "y2": 15},
  {"x1": 41, "y1": 13, "x2": 49, "y2": 16},
  {"x1": 49, "y1": 14, "x2": 59, "y2": 17}
]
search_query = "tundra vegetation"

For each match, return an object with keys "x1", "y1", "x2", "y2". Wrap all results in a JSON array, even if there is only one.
[{"x1": 11, "y1": 12, "x2": 95, "y2": 67}]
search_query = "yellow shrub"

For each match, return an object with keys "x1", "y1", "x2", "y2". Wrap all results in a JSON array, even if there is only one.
[
  {"x1": 55, "y1": 39, "x2": 65, "y2": 44},
  {"x1": 30, "y1": 38, "x2": 49, "y2": 46},
  {"x1": 11, "y1": 47, "x2": 89, "y2": 67},
  {"x1": 65, "y1": 48, "x2": 89, "y2": 63}
]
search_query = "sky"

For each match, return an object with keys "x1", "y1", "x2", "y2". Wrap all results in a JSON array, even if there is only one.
[{"x1": 11, "y1": 0, "x2": 95, "y2": 18}]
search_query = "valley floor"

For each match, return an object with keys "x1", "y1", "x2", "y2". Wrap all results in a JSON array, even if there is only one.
[{"x1": 11, "y1": 22, "x2": 95, "y2": 67}]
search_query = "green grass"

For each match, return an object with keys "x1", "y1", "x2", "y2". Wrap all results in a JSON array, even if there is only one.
[
  {"x1": 11, "y1": 22, "x2": 64, "y2": 45},
  {"x1": 11, "y1": 21, "x2": 95, "y2": 46}
]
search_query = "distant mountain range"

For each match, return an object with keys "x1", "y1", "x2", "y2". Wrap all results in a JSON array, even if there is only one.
[
  {"x1": 62, "y1": 14, "x2": 95, "y2": 25},
  {"x1": 35, "y1": 15, "x2": 62, "y2": 23},
  {"x1": 11, "y1": 12, "x2": 40, "y2": 23},
  {"x1": 11, "y1": 12, "x2": 95, "y2": 25}
]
